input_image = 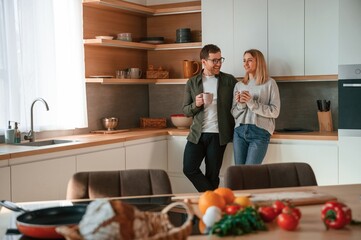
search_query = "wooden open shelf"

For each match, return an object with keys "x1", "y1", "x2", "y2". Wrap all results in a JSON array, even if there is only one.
[
  {"x1": 87, "y1": 74, "x2": 339, "y2": 85},
  {"x1": 82, "y1": 0, "x2": 201, "y2": 16},
  {"x1": 85, "y1": 78, "x2": 188, "y2": 84},
  {"x1": 84, "y1": 39, "x2": 202, "y2": 51}
]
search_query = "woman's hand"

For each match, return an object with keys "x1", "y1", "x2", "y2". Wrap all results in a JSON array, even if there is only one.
[{"x1": 237, "y1": 91, "x2": 251, "y2": 103}]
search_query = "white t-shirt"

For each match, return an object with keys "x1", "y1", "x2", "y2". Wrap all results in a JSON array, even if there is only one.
[{"x1": 202, "y1": 75, "x2": 218, "y2": 133}]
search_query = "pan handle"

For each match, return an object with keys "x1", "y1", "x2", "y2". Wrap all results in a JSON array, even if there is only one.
[{"x1": 0, "y1": 200, "x2": 29, "y2": 213}]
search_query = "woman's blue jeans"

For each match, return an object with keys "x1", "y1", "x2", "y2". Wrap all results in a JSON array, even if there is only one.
[{"x1": 233, "y1": 124, "x2": 271, "y2": 165}]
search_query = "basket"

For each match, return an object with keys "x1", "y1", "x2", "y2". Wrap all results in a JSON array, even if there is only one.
[
  {"x1": 147, "y1": 201, "x2": 194, "y2": 240},
  {"x1": 146, "y1": 65, "x2": 169, "y2": 79},
  {"x1": 56, "y1": 201, "x2": 194, "y2": 240},
  {"x1": 140, "y1": 117, "x2": 167, "y2": 128}
]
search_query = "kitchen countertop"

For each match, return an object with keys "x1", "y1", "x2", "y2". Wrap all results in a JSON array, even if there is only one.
[{"x1": 0, "y1": 128, "x2": 338, "y2": 161}]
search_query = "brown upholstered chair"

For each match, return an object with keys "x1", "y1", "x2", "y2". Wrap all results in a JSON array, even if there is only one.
[
  {"x1": 225, "y1": 162, "x2": 317, "y2": 190},
  {"x1": 66, "y1": 169, "x2": 172, "y2": 200}
]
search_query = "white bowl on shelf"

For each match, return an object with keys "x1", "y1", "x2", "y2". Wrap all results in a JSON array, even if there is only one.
[{"x1": 170, "y1": 114, "x2": 192, "y2": 129}]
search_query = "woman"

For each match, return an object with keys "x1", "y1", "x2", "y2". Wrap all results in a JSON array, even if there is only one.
[{"x1": 231, "y1": 49, "x2": 280, "y2": 165}]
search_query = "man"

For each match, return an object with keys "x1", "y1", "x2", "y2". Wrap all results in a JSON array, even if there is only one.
[{"x1": 182, "y1": 44, "x2": 237, "y2": 192}]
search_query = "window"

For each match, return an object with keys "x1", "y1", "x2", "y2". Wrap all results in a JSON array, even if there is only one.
[{"x1": 0, "y1": 0, "x2": 87, "y2": 135}]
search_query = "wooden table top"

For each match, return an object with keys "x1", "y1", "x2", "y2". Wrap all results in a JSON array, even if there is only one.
[
  {"x1": 188, "y1": 184, "x2": 361, "y2": 240},
  {"x1": 1, "y1": 184, "x2": 359, "y2": 239}
]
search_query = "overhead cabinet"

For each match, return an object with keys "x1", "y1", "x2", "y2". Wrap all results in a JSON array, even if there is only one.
[{"x1": 202, "y1": 0, "x2": 338, "y2": 80}]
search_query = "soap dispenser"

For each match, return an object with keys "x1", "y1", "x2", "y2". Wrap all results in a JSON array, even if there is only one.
[
  {"x1": 5, "y1": 121, "x2": 15, "y2": 144},
  {"x1": 14, "y1": 122, "x2": 21, "y2": 144}
]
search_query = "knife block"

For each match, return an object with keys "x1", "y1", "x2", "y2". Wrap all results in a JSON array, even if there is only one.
[{"x1": 317, "y1": 111, "x2": 333, "y2": 132}]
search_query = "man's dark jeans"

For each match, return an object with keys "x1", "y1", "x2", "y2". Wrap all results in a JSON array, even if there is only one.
[{"x1": 183, "y1": 133, "x2": 227, "y2": 192}]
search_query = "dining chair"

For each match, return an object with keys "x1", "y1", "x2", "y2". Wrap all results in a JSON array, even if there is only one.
[
  {"x1": 225, "y1": 162, "x2": 318, "y2": 190},
  {"x1": 66, "y1": 169, "x2": 172, "y2": 200}
]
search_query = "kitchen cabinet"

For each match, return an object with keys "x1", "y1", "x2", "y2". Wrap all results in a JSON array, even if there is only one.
[
  {"x1": 0, "y1": 166, "x2": 11, "y2": 201},
  {"x1": 338, "y1": 136, "x2": 361, "y2": 184},
  {"x1": 305, "y1": 0, "x2": 338, "y2": 75},
  {"x1": 202, "y1": 0, "x2": 338, "y2": 80},
  {"x1": 11, "y1": 156, "x2": 76, "y2": 202},
  {"x1": 83, "y1": 0, "x2": 201, "y2": 85},
  {"x1": 339, "y1": 0, "x2": 361, "y2": 65},
  {"x1": 76, "y1": 146, "x2": 126, "y2": 172},
  {"x1": 233, "y1": 0, "x2": 267, "y2": 78},
  {"x1": 125, "y1": 137, "x2": 167, "y2": 170},
  {"x1": 202, "y1": 0, "x2": 234, "y2": 75},
  {"x1": 263, "y1": 139, "x2": 339, "y2": 186},
  {"x1": 268, "y1": 0, "x2": 304, "y2": 76}
]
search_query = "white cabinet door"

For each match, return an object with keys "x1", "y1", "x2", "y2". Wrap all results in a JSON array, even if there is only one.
[
  {"x1": 339, "y1": 136, "x2": 361, "y2": 184},
  {"x1": 233, "y1": 0, "x2": 268, "y2": 78},
  {"x1": 0, "y1": 166, "x2": 11, "y2": 201},
  {"x1": 305, "y1": 0, "x2": 338, "y2": 75},
  {"x1": 339, "y1": 0, "x2": 361, "y2": 65},
  {"x1": 77, "y1": 147, "x2": 125, "y2": 172},
  {"x1": 11, "y1": 156, "x2": 76, "y2": 202},
  {"x1": 202, "y1": 0, "x2": 234, "y2": 75},
  {"x1": 268, "y1": 0, "x2": 304, "y2": 76},
  {"x1": 264, "y1": 140, "x2": 338, "y2": 186},
  {"x1": 125, "y1": 140, "x2": 167, "y2": 170}
]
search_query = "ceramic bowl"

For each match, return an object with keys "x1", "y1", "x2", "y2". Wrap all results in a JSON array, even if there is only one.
[{"x1": 170, "y1": 114, "x2": 192, "y2": 129}]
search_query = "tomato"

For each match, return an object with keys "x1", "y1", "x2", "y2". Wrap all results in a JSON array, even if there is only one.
[
  {"x1": 277, "y1": 212, "x2": 299, "y2": 231},
  {"x1": 258, "y1": 206, "x2": 278, "y2": 222},
  {"x1": 282, "y1": 206, "x2": 302, "y2": 220},
  {"x1": 273, "y1": 200, "x2": 286, "y2": 215},
  {"x1": 224, "y1": 204, "x2": 241, "y2": 215}
]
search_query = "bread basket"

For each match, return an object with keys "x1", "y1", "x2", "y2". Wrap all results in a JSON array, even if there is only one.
[{"x1": 56, "y1": 201, "x2": 194, "y2": 240}]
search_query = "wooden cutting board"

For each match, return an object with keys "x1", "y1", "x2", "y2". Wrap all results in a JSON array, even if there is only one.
[
  {"x1": 172, "y1": 191, "x2": 336, "y2": 206},
  {"x1": 90, "y1": 129, "x2": 129, "y2": 134},
  {"x1": 250, "y1": 191, "x2": 337, "y2": 206}
]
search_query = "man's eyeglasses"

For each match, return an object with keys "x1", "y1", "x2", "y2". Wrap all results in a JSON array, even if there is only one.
[{"x1": 206, "y1": 57, "x2": 225, "y2": 64}]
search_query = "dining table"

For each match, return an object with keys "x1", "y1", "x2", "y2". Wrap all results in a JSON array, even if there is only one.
[{"x1": 0, "y1": 184, "x2": 360, "y2": 240}]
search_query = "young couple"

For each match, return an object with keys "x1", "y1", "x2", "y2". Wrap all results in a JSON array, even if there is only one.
[{"x1": 182, "y1": 44, "x2": 281, "y2": 192}]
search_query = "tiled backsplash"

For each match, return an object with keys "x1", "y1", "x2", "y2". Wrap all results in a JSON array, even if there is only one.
[{"x1": 149, "y1": 81, "x2": 338, "y2": 131}]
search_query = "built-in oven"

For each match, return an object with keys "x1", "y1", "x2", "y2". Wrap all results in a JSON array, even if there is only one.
[
  {"x1": 338, "y1": 64, "x2": 361, "y2": 184},
  {"x1": 338, "y1": 64, "x2": 361, "y2": 134}
]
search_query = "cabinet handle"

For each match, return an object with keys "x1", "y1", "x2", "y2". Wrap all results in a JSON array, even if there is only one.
[{"x1": 342, "y1": 83, "x2": 361, "y2": 87}]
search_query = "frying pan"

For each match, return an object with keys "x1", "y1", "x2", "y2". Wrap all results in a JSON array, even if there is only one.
[{"x1": 0, "y1": 200, "x2": 86, "y2": 239}]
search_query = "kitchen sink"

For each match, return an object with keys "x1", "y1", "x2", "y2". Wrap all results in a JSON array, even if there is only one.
[{"x1": 18, "y1": 139, "x2": 77, "y2": 147}]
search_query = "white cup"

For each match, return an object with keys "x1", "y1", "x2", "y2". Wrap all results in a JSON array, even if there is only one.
[
  {"x1": 203, "y1": 92, "x2": 213, "y2": 105},
  {"x1": 117, "y1": 33, "x2": 132, "y2": 42},
  {"x1": 129, "y1": 68, "x2": 142, "y2": 79}
]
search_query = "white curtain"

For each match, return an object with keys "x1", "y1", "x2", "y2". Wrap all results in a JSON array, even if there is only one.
[{"x1": 0, "y1": 0, "x2": 87, "y2": 134}]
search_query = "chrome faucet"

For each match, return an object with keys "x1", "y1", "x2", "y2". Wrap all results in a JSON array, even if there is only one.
[{"x1": 24, "y1": 98, "x2": 50, "y2": 142}]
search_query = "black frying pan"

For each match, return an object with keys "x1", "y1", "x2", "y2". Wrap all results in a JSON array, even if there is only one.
[{"x1": 0, "y1": 200, "x2": 86, "y2": 239}]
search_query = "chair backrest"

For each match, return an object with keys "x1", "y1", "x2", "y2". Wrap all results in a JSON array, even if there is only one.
[
  {"x1": 66, "y1": 169, "x2": 172, "y2": 200},
  {"x1": 225, "y1": 162, "x2": 317, "y2": 190}
]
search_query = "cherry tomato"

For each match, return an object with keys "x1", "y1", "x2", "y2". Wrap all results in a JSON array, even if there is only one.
[
  {"x1": 277, "y1": 212, "x2": 299, "y2": 231},
  {"x1": 224, "y1": 204, "x2": 241, "y2": 215},
  {"x1": 282, "y1": 206, "x2": 302, "y2": 220},
  {"x1": 273, "y1": 200, "x2": 286, "y2": 215},
  {"x1": 258, "y1": 206, "x2": 278, "y2": 222}
]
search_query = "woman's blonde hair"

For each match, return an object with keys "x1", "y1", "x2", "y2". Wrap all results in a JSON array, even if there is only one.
[{"x1": 242, "y1": 49, "x2": 269, "y2": 85}]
